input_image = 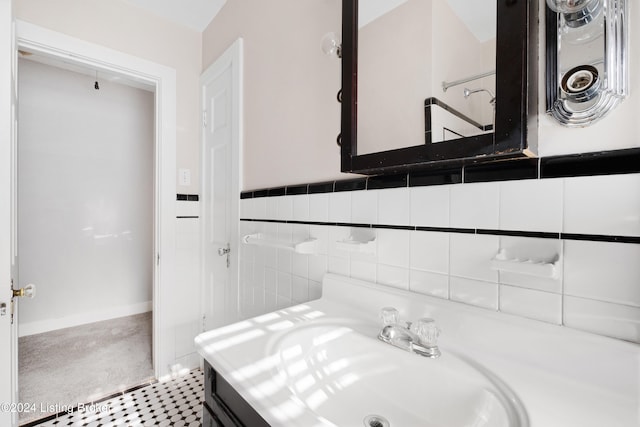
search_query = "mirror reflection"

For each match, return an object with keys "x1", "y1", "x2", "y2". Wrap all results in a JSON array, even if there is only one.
[{"x1": 357, "y1": 0, "x2": 497, "y2": 155}]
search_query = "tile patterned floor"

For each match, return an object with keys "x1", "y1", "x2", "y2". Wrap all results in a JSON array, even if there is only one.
[{"x1": 24, "y1": 369, "x2": 203, "y2": 427}]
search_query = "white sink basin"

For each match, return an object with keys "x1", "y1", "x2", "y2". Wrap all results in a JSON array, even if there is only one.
[
  {"x1": 196, "y1": 274, "x2": 640, "y2": 427},
  {"x1": 268, "y1": 323, "x2": 528, "y2": 427}
]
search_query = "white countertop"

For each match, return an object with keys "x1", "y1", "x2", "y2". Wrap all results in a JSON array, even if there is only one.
[{"x1": 195, "y1": 274, "x2": 640, "y2": 427}]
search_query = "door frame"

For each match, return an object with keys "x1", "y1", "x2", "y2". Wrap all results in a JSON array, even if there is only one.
[
  {"x1": 14, "y1": 21, "x2": 177, "y2": 380},
  {"x1": 200, "y1": 38, "x2": 243, "y2": 328}
]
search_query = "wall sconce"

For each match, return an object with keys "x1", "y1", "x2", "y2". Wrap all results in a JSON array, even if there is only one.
[
  {"x1": 546, "y1": 0, "x2": 628, "y2": 126},
  {"x1": 321, "y1": 32, "x2": 342, "y2": 58}
]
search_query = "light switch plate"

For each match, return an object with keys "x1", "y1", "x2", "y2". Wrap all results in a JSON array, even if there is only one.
[{"x1": 178, "y1": 168, "x2": 191, "y2": 186}]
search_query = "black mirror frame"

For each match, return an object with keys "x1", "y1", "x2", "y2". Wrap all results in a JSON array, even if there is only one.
[{"x1": 341, "y1": 0, "x2": 539, "y2": 175}]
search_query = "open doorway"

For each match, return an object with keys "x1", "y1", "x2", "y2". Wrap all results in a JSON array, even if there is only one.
[{"x1": 16, "y1": 51, "x2": 156, "y2": 424}]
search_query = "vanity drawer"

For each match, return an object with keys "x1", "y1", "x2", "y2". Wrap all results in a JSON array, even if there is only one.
[{"x1": 204, "y1": 360, "x2": 270, "y2": 427}]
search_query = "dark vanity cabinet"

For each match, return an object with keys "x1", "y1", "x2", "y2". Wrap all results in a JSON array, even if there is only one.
[{"x1": 203, "y1": 360, "x2": 270, "y2": 427}]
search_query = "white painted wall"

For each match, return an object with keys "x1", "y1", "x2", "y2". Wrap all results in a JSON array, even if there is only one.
[
  {"x1": 16, "y1": 0, "x2": 202, "y2": 194},
  {"x1": 202, "y1": 0, "x2": 345, "y2": 190},
  {"x1": 17, "y1": 59, "x2": 154, "y2": 336}
]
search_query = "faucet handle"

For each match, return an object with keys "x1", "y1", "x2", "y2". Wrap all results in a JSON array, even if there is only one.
[
  {"x1": 410, "y1": 318, "x2": 440, "y2": 347},
  {"x1": 379, "y1": 307, "x2": 399, "y2": 326}
]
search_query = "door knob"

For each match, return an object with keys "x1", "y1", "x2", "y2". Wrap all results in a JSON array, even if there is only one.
[
  {"x1": 218, "y1": 246, "x2": 230, "y2": 256},
  {"x1": 13, "y1": 283, "x2": 36, "y2": 298}
]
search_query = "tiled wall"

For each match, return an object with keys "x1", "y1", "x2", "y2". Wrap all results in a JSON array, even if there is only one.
[
  {"x1": 174, "y1": 197, "x2": 201, "y2": 370},
  {"x1": 238, "y1": 169, "x2": 640, "y2": 344}
]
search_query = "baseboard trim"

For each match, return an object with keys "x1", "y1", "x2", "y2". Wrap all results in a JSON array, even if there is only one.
[{"x1": 18, "y1": 301, "x2": 153, "y2": 337}]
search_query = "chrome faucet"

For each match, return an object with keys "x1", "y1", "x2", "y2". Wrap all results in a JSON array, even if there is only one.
[{"x1": 377, "y1": 307, "x2": 441, "y2": 358}]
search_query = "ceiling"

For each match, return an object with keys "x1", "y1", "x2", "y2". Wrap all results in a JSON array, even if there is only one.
[
  {"x1": 360, "y1": 0, "x2": 496, "y2": 42},
  {"x1": 123, "y1": 0, "x2": 227, "y2": 32}
]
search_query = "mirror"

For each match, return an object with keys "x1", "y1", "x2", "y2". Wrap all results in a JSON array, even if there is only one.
[
  {"x1": 341, "y1": 0, "x2": 539, "y2": 174},
  {"x1": 358, "y1": 0, "x2": 496, "y2": 155}
]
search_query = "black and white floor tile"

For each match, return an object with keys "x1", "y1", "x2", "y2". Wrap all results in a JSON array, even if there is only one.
[{"x1": 26, "y1": 369, "x2": 203, "y2": 427}]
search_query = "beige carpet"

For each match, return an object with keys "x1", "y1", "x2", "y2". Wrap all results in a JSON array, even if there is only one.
[{"x1": 18, "y1": 312, "x2": 154, "y2": 424}]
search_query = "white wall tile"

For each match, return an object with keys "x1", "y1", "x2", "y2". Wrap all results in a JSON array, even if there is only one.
[
  {"x1": 265, "y1": 268, "x2": 277, "y2": 294},
  {"x1": 291, "y1": 276, "x2": 309, "y2": 303},
  {"x1": 499, "y1": 178, "x2": 563, "y2": 232},
  {"x1": 328, "y1": 256, "x2": 349, "y2": 276},
  {"x1": 309, "y1": 281, "x2": 323, "y2": 300},
  {"x1": 239, "y1": 198, "x2": 253, "y2": 219},
  {"x1": 378, "y1": 188, "x2": 410, "y2": 226},
  {"x1": 377, "y1": 264, "x2": 410, "y2": 290},
  {"x1": 350, "y1": 260, "x2": 377, "y2": 283},
  {"x1": 266, "y1": 196, "x2": 279, "y2": 220},
  {"x1": 352, "y1": 190, "x2": 378, "y2": 224},
  {"x1": 410, "y1": 185, "x2": 450, "y2": 227},
  {"x1": 292, "y1": 223, "x2": 311, "y2": 243},
  {"x1": 276, "y1": 296, "x2": 291, "y2": 310},
  {"x1": 564, "y1": 174, "x2": 640, "y2": 237},
  {"x1": 329, "y1": 191, "x2": 352, "y2": 223},
  {"x1": 409, "y1": 231, "x2": 449, "y2": 274},
  {"x1": 265, "y1": 292, "x2": 278, "y2": 313},
  {"x1": 309, "y1": 225, "x2": 329, "y2": 255},
  {"x1": 308, "y1": 254, "x2": 328, "y2": 283},
  {"x1": 176, "y1": 200, "x2": 199, "y2": 217},
  {"x1": 291, "y1": 252, "x2": 309, "y2": 278},
  {"x1": 252, "y1": 262, "x2": 265, "y2": 289},
  {"x1": 292, "y1": 194, "x2": 310, "y2": 222},
  {"x1": 564, "y1": 240, "x2": 640, "y2": 307},
  {"x1": 253, "y1": 197, "x2": 267, "y2": 219},
  {"x1": 308, "y1": 193, "x2": 329, "y2": 222},
  {"x1": 409, "y1": 270, "x2": 448, "y2": 299},
  {"x1": 450, "y1": 276, "x2": 498, "y2": 310},
  {"x1": 450, "y1": 233, "x2": 499, "y2": 282},
  {"x1": 277, "y1": 272, "x2": 292, "y2": 299},
  {"x1": 277, "y1": 223, "x2": 293, "y2": 242},
  {"x1": 277, "y1": 195, "x2": 293, "y2": 221},
  {"x1": 277, "y1": 249, "x2": 292, "y2": 274},
  {"x1": 564, "y1": 296, "x2": 640, "y2": 343},
  {"x1": 377, "y1": 228, "x2": 410, "y2": 268},
  {"x1": 450, "y1": 182, "x2": 499, "y2": 229},
  {"x1": 500, "y1": 285, "x2": 562, "y2": 324},
  {"x1": 499, "y1": 271, "x2": 562, "y2": 294},
  {"x1": 237, "y1": 171, "x2": 640, "y2": 346}
]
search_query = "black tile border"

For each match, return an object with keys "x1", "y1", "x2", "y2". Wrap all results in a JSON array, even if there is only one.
[
  {"x1": 286, "y1": 184, "x2": 308, "y2": 195},
  {"x1": 177, "y1": 194, "x2": 199, "y2": 201},
  {"x1": 239, "y1": 148, "x2": 640, "y2": 200},
  {"x1": 367, "y1": 174, "x2": 407, "y2": 190},
  {"x1": 540, "y1": 147, "x2": 640, "y2": 178},
  {"x1": 335, "y1": 178, "x2": 367, "y2": 192},
  {"x1": 240, "y1": 218, "x2": 639, "y2": 244},
  {"x1": 465, "y1": 158, "x2": 539, "y2": 183},
  {"x1": 308, "y1": 181, "x2": 335, "y2": 194},
  {"x1": 409, "y1": 166, "x2": 463, "y2": 187},
  {"x1": 560, "y1": 233, "x2": 640, "y2": 244}
]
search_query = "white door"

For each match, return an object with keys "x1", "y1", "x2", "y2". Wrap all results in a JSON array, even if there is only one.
[
  {"x1": 201, "y1": 39, "x2": 243, "y2": 330},
  {"x1": 1, "y1": 1, "x2": 18, "y2": 426}
]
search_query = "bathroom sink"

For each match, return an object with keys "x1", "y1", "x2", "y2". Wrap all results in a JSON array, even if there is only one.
[{"x1": 268, "y1": 324, "x2": 527, "y2": 427}]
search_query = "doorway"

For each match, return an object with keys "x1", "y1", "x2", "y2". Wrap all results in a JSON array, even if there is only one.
[
  {"x1": 0, "y1": 20, "x2": 179, "y2": 427},
  {"x1": 16, "y1": 53, "x2": 155, "y2": 424}
]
